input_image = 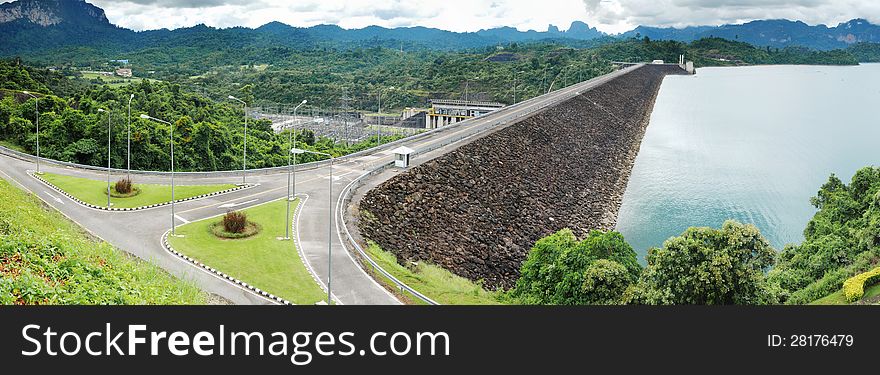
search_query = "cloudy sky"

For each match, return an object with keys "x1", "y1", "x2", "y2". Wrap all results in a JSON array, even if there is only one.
[{"x1": 85, "y1": 0, "x2": 880, "y2": 34}]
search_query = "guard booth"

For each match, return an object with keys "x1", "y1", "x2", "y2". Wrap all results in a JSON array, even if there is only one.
[{"x1": 391, "y1": 146, "x2": 414, "y2": 168}]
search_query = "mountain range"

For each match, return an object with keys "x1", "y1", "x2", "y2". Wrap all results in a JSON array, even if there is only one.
[{"x1": 1, "y1": 0, "x2": 879, "y2": 58}]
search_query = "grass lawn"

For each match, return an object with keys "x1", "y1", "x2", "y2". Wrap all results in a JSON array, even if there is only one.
[
  {"x1": 811, "y1": 282, "x2": 880, "y2": 305},
  {"x1": 0, "y1": 178, "x2": 205, "y2": 304},
  {"x1": 364, "y1": 242, "x2": 504, "y2": 305},
  {"x1": 168, "y1": 199, "x2": 326, "y2": 304},
  {"x1": 80, "y1": 72, "x2": 158, "y2": 88},
  {"x1": 40, "y1": 172, "x2": 236, "y2": 208}
]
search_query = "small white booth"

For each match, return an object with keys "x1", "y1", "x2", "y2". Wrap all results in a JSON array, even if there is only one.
[{"x1": 391, "y1": 146, "x2": 414, "y2": 168}]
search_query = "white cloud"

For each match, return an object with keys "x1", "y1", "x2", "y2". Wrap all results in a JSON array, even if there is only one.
[
  {"x1": 89, "y1": 0, "x2": 591, "y2": 32},
  {"x1": 87, "y1": 0, "x2": 880, "y2": 34},
  {"x1": 583, "y1": 0, "x2": 880, "y2": 33}
]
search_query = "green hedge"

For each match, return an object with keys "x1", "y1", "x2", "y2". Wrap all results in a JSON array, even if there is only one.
[{"x1": 843, "y1": 267, "x2": 880, "y2": 303}]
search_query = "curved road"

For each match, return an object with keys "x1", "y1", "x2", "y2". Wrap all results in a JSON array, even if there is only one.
[{"x1": 0, "y1": 65, "x2": 643, "y2": 305}]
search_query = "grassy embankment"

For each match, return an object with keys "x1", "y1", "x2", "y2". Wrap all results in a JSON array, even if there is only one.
[
  {"x1": 364, "y1": 243, "x2": 505, "y2": 305},
  {"x1": 167, "y1": 199, "x2": 326, "y2": 304},
  {"x1": 41, "y1": 172, "x2": 235, "y2": 208},
  {"x1": 0, "y1": 178, "x2": 205, "y2": 304},
  {"x1": 811, "y1": 282, "x2": 880, "y2": 305}
]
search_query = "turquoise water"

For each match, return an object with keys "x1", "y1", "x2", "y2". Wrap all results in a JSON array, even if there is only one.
[{"x1": 615, "y1": 64, "x2": 880, "y2": 261}]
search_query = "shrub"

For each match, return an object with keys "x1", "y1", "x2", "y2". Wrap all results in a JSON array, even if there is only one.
[
  {"x1": 115, "y1": 177, "x2": 133, "y2": 194},
  {"x1": 510, "y1": 229, "x2": 641, "y2": 305},
  {"x1": 222, "y1": 211, "x2": 248, "y2": 233},
  {"x1": 843, "y1": 266, "x2": 880, "y2": 303},
  {"x1": 627, "y1": 220, "x2": 777, "y2": 305}
]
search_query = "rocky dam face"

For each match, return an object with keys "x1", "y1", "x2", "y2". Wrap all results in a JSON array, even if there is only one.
[{"x1": 358, "y1": 64, "x2": 687, "y2": 290}]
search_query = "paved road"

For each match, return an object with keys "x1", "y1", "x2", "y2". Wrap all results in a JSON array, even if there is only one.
[{"x1": 0, "y1": 65, "x2": 643, "y2": 305}]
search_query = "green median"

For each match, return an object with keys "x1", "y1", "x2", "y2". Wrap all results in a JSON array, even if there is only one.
[
  {"x1": 364, "y1": 242, "x2": 505, "y2": 305},
  {"x1": 40, "y1": 172, "x2": 236, "y2": 208},
  {"x1": 167, "y1": 199, "x2": 326, "y2": 305}
]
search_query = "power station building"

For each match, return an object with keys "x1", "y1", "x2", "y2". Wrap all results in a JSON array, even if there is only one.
[{"x1": 425, "y1": 99, "x2": 505, "y2": 129}]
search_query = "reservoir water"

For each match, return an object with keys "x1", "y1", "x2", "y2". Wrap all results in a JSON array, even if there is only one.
[{"x1": 615, "y1": 64, "x2": 880, "y2": 261}]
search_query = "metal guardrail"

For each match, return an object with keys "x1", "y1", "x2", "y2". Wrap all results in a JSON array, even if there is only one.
[
  {"x1": 337, "y1": 162, "x2": 440, "y2": 305},
  {"x1": 1, "y1": 64, "x2": 647, "y2": 305},
  {"x1": 0, "y1": 65, "x2": 644, "y2": 180},
  {"x1": 334, "y1": 64, "x2": 649, "y2": 305}
]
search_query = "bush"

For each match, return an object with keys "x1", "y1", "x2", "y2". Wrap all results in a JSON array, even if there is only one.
[
  {"x1": 510, "y1": 229, "x2": 641, "y2": 305},
  {"x1": 115, "y1": 177, "x2": 133, "y2": 194},
  {"x1": 222, "y1": 211, "x2": 248, "y2": 234},
  {"x1": 627, "y1": 220, "x2": 777, "y2": 305},
  {"x1": 843, "y1": 266, "x2": 880, "y2": 303}
]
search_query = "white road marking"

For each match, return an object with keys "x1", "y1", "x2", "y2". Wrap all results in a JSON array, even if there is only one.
[
  {"x1": 218, "y1": 198, "x2": 258, "y2": 209},
  {"x1": 44, "y1": 191, "x2": 65, "y2": 204},
  {"x1": 174, "y1": 214, "x2": 191, "y2": 224}
]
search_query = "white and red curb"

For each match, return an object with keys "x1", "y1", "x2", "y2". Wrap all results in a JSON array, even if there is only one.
[
  {"x1": 30, "y1": 171, "x2": 257, "y2": 211},
  {"x1": 161, "y1": 231, "x2": 293, "y2": 305}
]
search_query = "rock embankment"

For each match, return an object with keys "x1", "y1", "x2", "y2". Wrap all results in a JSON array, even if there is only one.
[{"x1": 359, "y1": 65, "x2": 685, "y2": 290}]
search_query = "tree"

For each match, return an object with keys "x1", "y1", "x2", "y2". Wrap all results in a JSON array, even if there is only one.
[
  {"x1": 510, "y1": 229, "x2": 641, "y2": 305},
  {"x1": 769, "y1": 167, "x2": 880, "y2": 304},
  {"x1": 626, "y1": 220, "x2": 776, "y2": 305}
]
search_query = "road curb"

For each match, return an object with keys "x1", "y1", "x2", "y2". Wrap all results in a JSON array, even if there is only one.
[
  {"x1": 290, "y1": 194, "x2": 340, "y2": 304},
  {"x1": 160, "y1": 230, "x2": 293, "y2": 306},
  {"x1": 29, "y1": 171, "x2": 257, "y2": 212}
]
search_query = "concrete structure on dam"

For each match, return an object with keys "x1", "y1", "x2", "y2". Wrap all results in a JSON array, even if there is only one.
[{"x1": 353, "y1": 64, "x2": 688, "y2": 290}]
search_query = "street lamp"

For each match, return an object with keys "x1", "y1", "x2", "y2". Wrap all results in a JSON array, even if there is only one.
[
  {"x1": 281, "y1": 99, "x2": 307, "y2": 241},
  {"x1": 98, "y1": 109, "x2": 111, "y2": 208},
  {"x1": 127, "y1": 93, "x2": 135, "y2": 178},
  {"x1": 464, "y1": 76, "x2": 479, "y2": 102},
  {"x1": 291, "y1": 147, "x2": 333, "y2": 305},
  {"x1": 22, "y1": 91, "x2": 39, "y2": 174},
  {"x1": 228, "y1": 95, "x2": 248, "y2": 185},
  {"x1": 512, "y1": 70, "x2": 525, "y2": 104},
  {"x1": 377, "y1": 86, "x2": 395, "y2": 146},
  {"x1": 141, "y1": 114, "x2": 178, "y2": 236}
]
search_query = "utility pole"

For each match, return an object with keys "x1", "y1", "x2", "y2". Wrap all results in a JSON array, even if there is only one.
[
  {"x1": 141, "y1": 114, "x2": 178, "y2": 236},
  {"x1": 22, "y1": 91, "x2": 40, "y2": 173},
  {"x1": 228, "y1": 95, "x2": 248, "y2": 185},
  {"x1": 127, "y1": 93, "x2": 135, "y2": 178},
  {"x1": 98, "y1": 109, "x2": 111, "y2": 208}
]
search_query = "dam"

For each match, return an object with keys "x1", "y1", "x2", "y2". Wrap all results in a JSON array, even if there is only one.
[{"x1": 354, "y1": 64, "x2": 688, "y2": 290}]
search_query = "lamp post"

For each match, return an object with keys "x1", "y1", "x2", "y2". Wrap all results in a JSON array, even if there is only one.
[
  {"x1": 22, "y1": 91, "x2": 39, "y2": 174},
  {"x1": 127, "y1": 93, "x2": 135, "y2": 178},
  {"x1": 141, "y1": 114, "x2": 178, "y2": 236},
  {"x1": 228, "y1": 95, "x2": 248, "y2": 185},
  {"x1": 512, "y1": 70, "x2": 525, "y2": 104},
  {"x1": 376, "y1": 86, "x2": 395, "y2": 146},
  {"x1": 291, "y1": 147, "x2": 333, "y2": 305},
  {"x1": 566, "y1": 64, "x2": 575, "y2": 87},
  {"x1": 282, "y1": 99, "x2": 307, "y2": 241},
  {"x1": 464, "y1": 77, "x2": 478, "y2": 102},
  {"x1": 98, "y1": 109, "x2": 111, "y2": 208}
]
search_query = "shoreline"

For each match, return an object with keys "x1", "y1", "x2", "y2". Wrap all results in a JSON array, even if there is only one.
[{"x1": 358, "y1": 65, "x2": 687, "y2": 290}]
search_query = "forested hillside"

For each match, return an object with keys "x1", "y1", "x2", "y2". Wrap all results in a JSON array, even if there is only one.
[{"x1": 0, "y1": 60, "x2": 401, "y2": 172}]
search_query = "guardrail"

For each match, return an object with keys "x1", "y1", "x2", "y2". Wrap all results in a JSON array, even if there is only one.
[
  {"x1": 335, "y1": 64, "x2": 649, "y2": 305},
  {"x1": 0, "y1": 65, "x2": 644, "y2": 180},
  {"x1": 337, "y1": 162, "x2": 439, "y2": 305}
]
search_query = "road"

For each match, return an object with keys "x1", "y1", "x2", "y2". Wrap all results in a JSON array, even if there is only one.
[{"x1": 0, "y1": 64, "x2": 644, "y2": 305}]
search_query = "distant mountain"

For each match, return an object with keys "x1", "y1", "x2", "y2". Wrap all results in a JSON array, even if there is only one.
[
  {"x1": 621, "y1": 19, "x2": 880, "y2": 51},
  {"x1": 1, "y1": 0, "x2": 879, "y2": 61},
  {"x1": 0, "y1": 0, "x2": 607, "y2": 57},
  {"x1": 0, "y1": 0, "x2": 129, "y2": 55},
  {"x1": 0, "y1": 0, "x2": 108, "y2": 26}
]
